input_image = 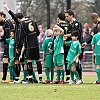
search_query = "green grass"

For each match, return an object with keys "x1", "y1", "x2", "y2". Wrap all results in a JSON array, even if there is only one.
[{"x1": 0, "y1": 75, "x2": 100, "y2": 100}]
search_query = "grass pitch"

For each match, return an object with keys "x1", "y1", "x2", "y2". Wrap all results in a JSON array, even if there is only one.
[{"x1": 0, "y1": 75, "x2": 100, "y2": 100}]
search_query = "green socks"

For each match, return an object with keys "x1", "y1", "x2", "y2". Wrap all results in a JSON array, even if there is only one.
[
  {"x1": 23, "y1": 70, "x2": 28, "y2": 81},
  {"x1": 70, "y1": 71, "x2": 74, "y2": 81},
  {"x1": 60, "y1": 69, "x2": 64, "y2": 81},
  {"x1": 73, "y1": 70, "x2": 80, "y2": 80},
  {"x1": 56, "y1": 70, "x2": 60, "y2": 81},
  {"x1": 45, "y1": 69, "x2": 50, "y2": 80},
  {"x1": 8, "y1": 66, "x2": 15, "y2": 80},
  {"x1": 32, "y1": 69, "x2": 37, "y2": 81},
  {"x1": 96, "y1": 68, "x2": 100, "y2": 82}
]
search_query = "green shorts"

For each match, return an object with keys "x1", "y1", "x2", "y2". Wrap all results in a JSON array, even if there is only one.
[
  {"x1": 67, "y1": 61, "x2": 78, "y2": 70},
  {"x1": 54, "y1": 54, "x2": 64, "y2": 67},
  {"x1": 44, "y1": 55, "x2": 54, "y2": 68},
  {"x1": 95, "y1": 55, "x2": 100, "y2": 65},
  {"x1": 9, "y1": 58, "x2": 15, "y2": 66}
]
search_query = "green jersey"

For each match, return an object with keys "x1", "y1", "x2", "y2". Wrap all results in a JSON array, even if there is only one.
[
  {"x1": 6, "y1": 38, "x2": 14, "y2": 58},
  {"x1": 42, "y1": 37, "x2": 53, "y2": 55},
  {"x1": 66, "y1": 41, "x2": 82, "y2": 62},
  {"x1": 91, "y1": 33, "x2": 100, "y2": 55},
  {"x1": 54, "y1": 34, "x2": 64, "y2": 56}
]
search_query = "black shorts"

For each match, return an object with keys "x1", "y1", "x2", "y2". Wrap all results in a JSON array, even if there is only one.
[
  {"x1": 25, "y1": 47, "x2": 40, "y2": 60},
  {"x1": 3, "y1": 46, "x2": 9, "y2": 58},
  {"x1": 14, "y1": 44, "x2": 24, "y2": 62}
]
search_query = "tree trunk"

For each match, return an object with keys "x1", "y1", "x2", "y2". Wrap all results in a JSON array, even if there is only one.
[
  {"x1": 45, "y1": 0, "x2": 50, "y2": 29},
  {"x1": 66, "y1": 0, "x2": 71, "y2": 10}
]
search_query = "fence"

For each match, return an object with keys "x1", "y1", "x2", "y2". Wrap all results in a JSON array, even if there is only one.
[{"x1": 0, "y1": 50, "x2": 95, "y2": 72}]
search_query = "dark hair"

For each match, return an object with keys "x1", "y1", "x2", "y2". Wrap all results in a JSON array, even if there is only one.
[
  {"x1": 0, "y1": 12, "x2": 6, "y2": 18},
  {"x1": 10, "y1": 29, "x2": 15, "y2": 33},
  {"x1": 16, "y1": 13, "x2": 24, "y2": 19},
  {"x1": 71, "y1": 31, "x2": 78, "y2": 37},
  {"x1": 58, "y1": 12, "x2": 65, "y2": 20},
  {"x1": 65, "y1": 9, "x2": 74, "y2": 17}
]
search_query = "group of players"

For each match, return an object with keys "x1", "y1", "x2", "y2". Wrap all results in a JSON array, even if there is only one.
[{"x1": 0, "y1": 2, "x2": 100, "y2": 84}]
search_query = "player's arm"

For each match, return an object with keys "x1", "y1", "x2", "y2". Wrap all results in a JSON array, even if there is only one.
[
  {"x1": 92, "y1": 45, "x2": 94, "y2": 53},
  {"x1": 42, "y1": 51, "x2": 45, "y2": 61},
  {"x1": 3, "y1": 2, "x2": 19, "y2": 24},
  {"x1": 55, "y1": 25, "x2": 64, "y2": 36},
  {"x1": 19, "y1": 44, "x2": 25, "y2": 61},
  {"x1": 73, "y1": 53, "x2": 80, "y2": 62}
]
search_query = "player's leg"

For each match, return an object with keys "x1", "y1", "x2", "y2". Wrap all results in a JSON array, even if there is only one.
[
  {"x1": 64, "y1": 50, "x2": 70, "y2": 83},
  {"x1": 32, "y1": 60, "x2": 38, "y2": 83},
  {"x1": 34, "y1": 47, "x2": 42, "y2": 82},
  {"x1": 94, "y1": 55, "x2": 100, "y2": 84},
  {"x1": 1, "y1": 47, "x2": 9, "y2": 82},
  {"x1": 27, "y1": 59, "x2": 33, "y2": 83}
]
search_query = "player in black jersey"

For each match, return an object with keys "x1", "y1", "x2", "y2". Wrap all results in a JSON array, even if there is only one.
[
  {"x1": 0, "y1": 11, "x2": 14, "y2": 83},
  {"x1": 3, "y1": 2, "x2": 42, "y2": 83},
  {"x1": 65, "y1": 9, "x2": 83, "y2": 83}
]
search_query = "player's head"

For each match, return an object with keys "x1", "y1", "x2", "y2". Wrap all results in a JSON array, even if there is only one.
[
  {"x1": 97, "y1": 24, "x2": 100, "y2": 32},
  {"x1": 91, "y1": 13, "x2": 99, "y2": 24},
  {"x1": 53, "y1": 27, "x2": 61, "y2": 36},
  {"x1": 65, "y1": 9, "x2": 74, "y2": 22},
  {"x1": 45, "y1": 29, "x2": 53, "y2": 37},
  {"x1": 57, "y1": 12, "x2": 65, "y2": 22},
  {"x1": 0, "y1": 12, "x2": 6, "y2": 22},
  {"x1": 71, "y1": 31, "x2": 78, "y2": 41},
  {"x1": 10, "y1": 29, "x2": 15, "y2": 38},
  {"x1": 16, "y1": 13, "x2": 24, "y2": 22}
]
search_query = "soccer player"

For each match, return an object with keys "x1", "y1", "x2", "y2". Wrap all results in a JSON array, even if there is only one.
[
  {"x1": 1, "y1": 29, "x2": 15, "y2": 83},
  {"x1": 42, "y1": 29, "x2": 54, "y2": 84},
  {"x1": 64, "y1": 31, "x2": 82, "y2": 84},
  {"x1": 50, "y1": 12, "x2": 70, "y2": 82},
  {"x1": 65, "y1": 9, "x2": 83, "y2": 83},
  {"x1": 91, "y1": 24, "x2": 100, "y2": 84},
  {"x1": 0, "y1": 11, "x2": 14, "y2": 83},
  {"x1": 3, "y1": 2, "x2": 43, "y2": 83},
  {"x1": 52, "y1": 25, "x2": 65, "y2": 84}
]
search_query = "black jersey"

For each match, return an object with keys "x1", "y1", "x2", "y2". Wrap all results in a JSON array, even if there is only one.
[
  {"x1": 0, "y1": 18, "x2": 14, "y2": 46},
  {"x1": 67, "y1": 19, "x2": 83, "y2": 44},
  {"x1": 8, "y1": 10, "x2": 21, "y2": 48},
  {"x1": 20, "y1": 18, "x2": 40, "y2": 48}
]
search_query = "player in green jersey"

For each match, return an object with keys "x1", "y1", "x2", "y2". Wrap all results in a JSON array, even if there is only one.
[
  {"x1": 42, "y1": 29, "x2": 54, "y2": 84},
  {"x1": 91, "y1": 24, "x2": 100, "y2": 84},
  {"x1": 64, "y1": 31, "x2": 82, "y2": 84},
  {"x1": 51, "y1": 25, "x2": 65, "y2": 84},
  {"x1": 1, "y1": 29, "x2": 15, "y2": 83}
]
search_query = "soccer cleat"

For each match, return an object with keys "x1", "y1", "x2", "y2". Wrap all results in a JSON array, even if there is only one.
[
  {"x1": 58, "y1": 80, "x2": 65, "y2": 84},
  {"x1": 68, "y1": 80, "x2": 75, "y2": 84},
  {"x1": 65, "y1": 80, "x2": 70, "y2": 83},
  {"x1": 9, "y1": 80, "x2": 21, "y2": 84},
  {"x1": 76, "y1": 80, "x2": 82, "y2": 84},
  {"x1": 22, "y1": 80, "x2": 29, "y2": 84},
  {"x1": 94, "y1": 80, "x2": 100, "y2": 84},
  {"x1": 50, "y1": 80, "x2": 59, "y2": 84},
  {"x1": 4, "y1": 79, "x2": 13, "y2": 83},
  {"x1": 42, "y1": 80, "x2": 51, "y2": 84}
]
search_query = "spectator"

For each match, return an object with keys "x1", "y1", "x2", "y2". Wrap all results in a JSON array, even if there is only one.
[{"x1": 38, "y1": 25, "x2": 45, "y2": 51}]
